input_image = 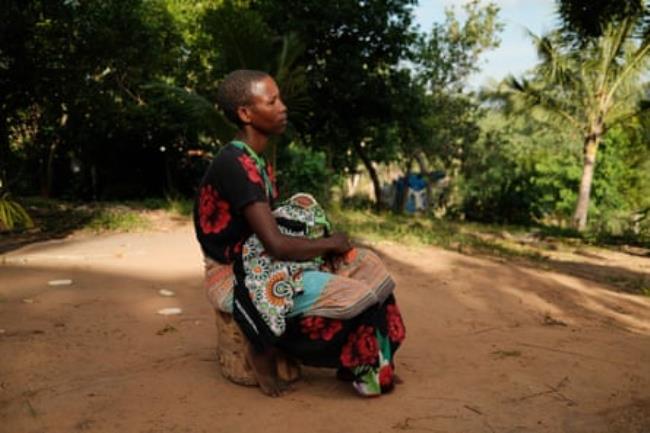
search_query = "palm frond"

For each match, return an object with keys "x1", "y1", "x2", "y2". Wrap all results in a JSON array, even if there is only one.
[
  {"x1": 142, "y1": 83, "x2": 236, "y2": 143},
  {"x1": 495, "y1": 74, "x2": 583, "y2": 132},
  {"x1": 0, "y1": 192, "x2": 34, "y2": 231}
]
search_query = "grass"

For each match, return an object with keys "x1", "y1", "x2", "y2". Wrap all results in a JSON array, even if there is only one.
[
  {"x1": 85, "y1": 207, "x2": 151, "y2": 232},
  {"x1": 136, "y1": 197, "x2": 193, "y2": 216},
  {"x1": 330, "y1": 207, "x2": 549, "y2": 261},
  {"x1": 14, "y1": 196, "x2": 191, "y2": 236},
  {"x1": 331, "y1": 207, "x2": 650, "y2": 296}
]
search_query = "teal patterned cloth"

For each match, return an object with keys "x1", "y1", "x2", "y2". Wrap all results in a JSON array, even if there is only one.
[{"x1": 241, "y1": 193, "x2": 330, "y2": 336}]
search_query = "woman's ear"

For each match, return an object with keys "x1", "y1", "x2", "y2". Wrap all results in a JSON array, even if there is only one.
[{"x1": 237, "y1": 106, "x2": 252, "y2": 125}]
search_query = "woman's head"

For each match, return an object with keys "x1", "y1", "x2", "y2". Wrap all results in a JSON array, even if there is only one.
[{"x1": 216, "y1": 70, "x2": 287, "y2": 135}]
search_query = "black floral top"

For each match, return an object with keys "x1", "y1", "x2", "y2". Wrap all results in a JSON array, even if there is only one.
[{"x1": 193, "y1": 142, "x2": 278, "y2": 264}]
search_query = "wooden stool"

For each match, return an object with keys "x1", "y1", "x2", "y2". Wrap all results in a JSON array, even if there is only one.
[{"x1": 214, "y1": 310, "x2": 301, "y2": 386}]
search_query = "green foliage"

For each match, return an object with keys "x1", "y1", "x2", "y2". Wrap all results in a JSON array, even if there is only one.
[
  {"x1": 138, "y1": 196, "x2": 194, "y2": 216},
  {"x1": 557, "y1": 0, "x2": 649, "y2": 41},
  {"x1": 417, "y1": 0, "x2": 502, "y2": 91},
  {"x1": 86, "y1": 207, "x2": 151, "y2": 232},
  {"x1": 494, "y1": 7, "x2": 650, "y2": 229},
  {"x1": 254, "y1": 0, "x2": 421, "y2": 205},
  {"x1": 458, "y1": 109, "x2": 650, "y2": 238},
  {"x1": 200, "y1": 1, "x2": 311, "y2": 129},
  {"x1": 412, "y1": 1, "x2": 502, "y2": 208},
  {"x1": 276, "y1": 143, "x2": 335, "y2": 206},
  {"x1": 0, "y1": 191, "x2": 33, "y2": 230},
  {"x1": 2, "y1": 0, "x2": 649, "y2": 243},
  {"x1": 2, "y1": 0, "x2": 192, "y2": 198},
  {"x1": 330, "y1": 207, "x2": 548, "y2": 260},
  {"x1": 457, "y1": 112, "x2": 567, "y2": 224}
]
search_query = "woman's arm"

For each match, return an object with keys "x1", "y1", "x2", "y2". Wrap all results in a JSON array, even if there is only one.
[{"x1": 243, "y1": 201, "x2": 351, "y2": 261}]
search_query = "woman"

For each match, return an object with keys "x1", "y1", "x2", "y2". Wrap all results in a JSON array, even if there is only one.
[{"x1": 194, "y1": 70, "x2": 405, "y2": 397}]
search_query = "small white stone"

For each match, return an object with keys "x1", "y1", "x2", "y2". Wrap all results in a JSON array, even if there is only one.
[
  {"x1": 157, "y1": 307, "x2": 182, "y2": 316},
  {"x1": 48, "y1": 279, "x2": 73, "y2": 286},
  {"x1": 158, "y1": 289, "x2": 175, "y2": 297}
]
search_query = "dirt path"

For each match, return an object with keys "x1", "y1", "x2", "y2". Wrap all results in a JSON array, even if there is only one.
[{"x1": 1, "y1": 224, "x2": 649, "y2": 433}]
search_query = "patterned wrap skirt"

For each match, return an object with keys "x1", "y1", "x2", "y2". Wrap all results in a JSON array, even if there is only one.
[{"x1": 204, "y1": 246, "x2": 406, "y2": 396}]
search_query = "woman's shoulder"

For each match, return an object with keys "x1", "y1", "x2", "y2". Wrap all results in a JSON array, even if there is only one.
[
  {"x1": 206, "y1": 143, "x2": 245, "y2": 173},
  {"x1": 214, "y1": 142, "x2": 244, "y2": 162}
]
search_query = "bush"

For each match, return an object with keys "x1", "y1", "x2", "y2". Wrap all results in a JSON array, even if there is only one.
[
  {"x1": 86, "y1": 207, "x2": 150, "y2": 232},
  {"x1": 458, "y1": 113, "x2": 650, "y2": 236},
  {"x1": 276, "y1": 142, "x2": 337, "y2": 206}
]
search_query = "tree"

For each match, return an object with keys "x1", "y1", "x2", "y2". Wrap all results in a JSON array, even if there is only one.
[
  {"x1": 416, "y1": 0, "x2": 502, "y2": 93},
  {"x1": 497, "y1": 2, "x2": 650, "y2": 230},
  {"x1": 413, "y1": 0, "x2": 501, "y2": 211},
  {"x1": 1, "y1": 0, "x2": 185, "y2": 198},
  {"x1": 254, "y1": 0, "x2": 419, "y2": 209}
]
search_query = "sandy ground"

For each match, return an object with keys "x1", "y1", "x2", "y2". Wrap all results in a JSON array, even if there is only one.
[{"x1": 1, "y1": 223, "x2": 650, "y2": 433}]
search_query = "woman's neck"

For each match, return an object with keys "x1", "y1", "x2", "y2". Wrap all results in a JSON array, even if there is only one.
[{"x1": 235, "y1": 128, "x2": 268, "y2": 155}]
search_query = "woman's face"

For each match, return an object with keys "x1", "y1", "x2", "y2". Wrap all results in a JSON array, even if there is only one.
[{"x1": 244, "y1": 76, "x2": 288, "y2": 135}]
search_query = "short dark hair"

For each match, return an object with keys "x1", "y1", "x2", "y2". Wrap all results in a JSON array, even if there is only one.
[{"x1": 216, "y1": 69, "x2": 270, "y2": 127}]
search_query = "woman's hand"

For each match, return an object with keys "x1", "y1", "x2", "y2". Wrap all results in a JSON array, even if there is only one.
[{"x1": 327, "y1": 232, "x2": 352, "y2": 254}]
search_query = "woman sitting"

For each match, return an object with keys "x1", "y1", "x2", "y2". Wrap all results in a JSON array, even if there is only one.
[{"x1": 194, "y1": 69, "x2": 405, "y2": 397}]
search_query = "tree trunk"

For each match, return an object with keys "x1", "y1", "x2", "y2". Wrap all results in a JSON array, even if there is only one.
[
  {"x1": 164, "y1": 151, "x2": 176, "y2": 196},
  {"x1": 353, "y1": 141, "x2": 382, "y2": 211},
  {"x1": 414, "y1": 150, "x2": 433, "y2": 211},
  {"x1": 0, "y1": 112, "x2": 8, "y2": 189},
  {"x1": 572, "y1": 123, "x2": 602, "y2": 231},
  {"x1": 41, "y1": 139, "x2": 58, "y2": 198}
]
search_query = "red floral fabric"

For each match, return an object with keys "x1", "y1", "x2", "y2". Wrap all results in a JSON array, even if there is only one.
[
  {"x1": 300, "y1": 316, "x2": 343, "y2": 341},
  {"x1": 194, "y1": 143, "x2": 277, "y2": 265},
  {"x1": 340, "y1": 325, "x2": 379, "y2": 368},
  {"x1": 379, "y1": 364, "x2": 393, "y2": 387},
  {"x1": 198, "y1": 185, "x2": 231, "y2": 234},
  {"x1": 386, "y1": 304, "x2": 405, "y2": 343},
  {"x1": 237, "y1": 154, "x2": 263, "y2": 185},
  {"x1": 386, "y1": 304, "x2": 406, "y2": 343}
]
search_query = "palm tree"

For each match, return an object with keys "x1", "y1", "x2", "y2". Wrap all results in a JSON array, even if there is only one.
[{"x1": 497, "y1": 15, "x2": 650, "y2": 230}]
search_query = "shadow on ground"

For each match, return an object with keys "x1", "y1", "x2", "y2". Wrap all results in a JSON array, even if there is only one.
[
  {"x1": 1, "y1": 238, "x2": 650, "y2": 433},
  {"x1": 0, "y1": 206, "x2": 97, "y2": 255}
]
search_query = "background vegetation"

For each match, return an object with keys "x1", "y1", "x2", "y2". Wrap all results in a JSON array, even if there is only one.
[{"x1": 1, "y1": 0, "x2": 649, "y2": 245}]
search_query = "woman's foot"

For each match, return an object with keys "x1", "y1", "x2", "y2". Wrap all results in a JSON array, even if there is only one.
[
  {"x1": 276, "y1": 353, "x2": 301, "y2": 383},
  {"x1": 246, "y1": 345, "x2": 287, "y2": 397}
]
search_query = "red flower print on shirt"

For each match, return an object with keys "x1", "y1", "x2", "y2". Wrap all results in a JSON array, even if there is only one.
[
  {"x1": 237, "y1": 154, "x2": 263, "y2": 185},
  {"x1": 386, "y1": 304, "x2": 405, "y2": 343},
  {"x1": 340, "y1": 325, "x2": 378, "y2": 368},
  {"x1": 300, "y1": 316, "x2": 343, "y2": 341},
  {"x1": 199, "y1": 184, "x2": 231, "y2": 235}
]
